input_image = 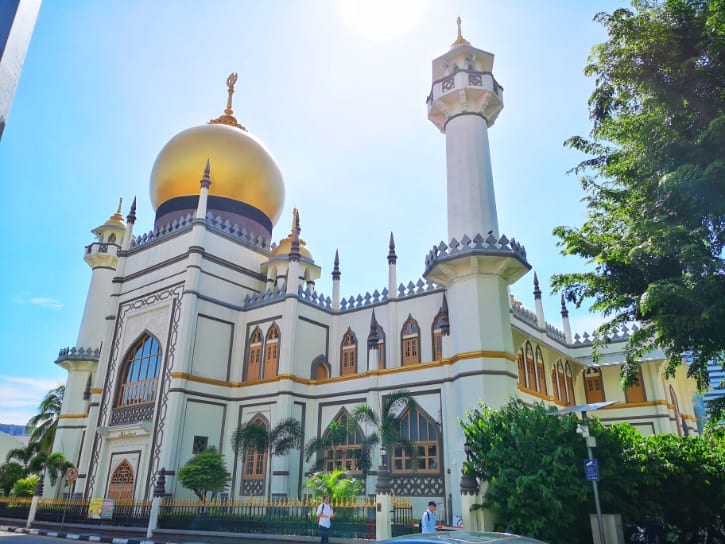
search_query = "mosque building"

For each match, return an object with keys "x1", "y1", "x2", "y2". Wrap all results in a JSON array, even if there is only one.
[{"x1": 50, "y1": 23, "x2": 698, "y2": 517}]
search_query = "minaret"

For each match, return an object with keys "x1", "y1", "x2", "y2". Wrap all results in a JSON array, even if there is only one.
[
  {"x1": 387, "y1": 233, "x2": 397, "y2": 298},
  {"x1": 561, "y1": 294, "x2": 572, "y2": 344},
  {"x1": 533, "y1": 272, "x2": 545, "y2": 330},
  {"x1": 332, "y1": 250, "x2": 341, "y2": 310},
  {"x1": 367, "y1": 309, "x2": 380, "y2": 371},
  {"x1": 424, "y1": 20, "x2": 530, "y2": 407},
  {"x1": 428, "y1": 17, "x2": 503, "y2": 241}
]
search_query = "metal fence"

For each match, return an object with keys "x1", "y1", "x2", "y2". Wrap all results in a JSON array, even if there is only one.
[
  {"x1": 34, "y1": 498, "x2": 151, "y2": 527},
  {"x1": 0, "y1": 497, "x2": 31, "y2": 519}
]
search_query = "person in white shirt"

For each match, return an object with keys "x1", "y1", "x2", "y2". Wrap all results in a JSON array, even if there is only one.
[
  {"x1": 421, "y1": 500, "x2": 437, "y2": 533},
  {"x1": 316, "y1": 495, "x2": 335, "y2": 544}
]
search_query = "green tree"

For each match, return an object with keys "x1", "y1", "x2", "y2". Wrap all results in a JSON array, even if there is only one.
[
  {"x1": 552, "y1": 0, "x2": 725, "y2": 391},
  {"x1": 12, "y1": 475, "x2": 38, "y2": 498},
  {"x1": 231, "y1": 416, "x2": 303, "y2": 498},
  {"x1": 0, "y1": 462, "x2": 25, "y2": 496},
  {"x1": 303, "y1": 469, "x2": 363, "y2": 502},
  {"x1": 6, "y1": 442, "x2": 41, "y2": 471},
  {"x1": 176, "y1": 446, "x2": 230, "y2": 502},
  {"x1": 27, "y1": 386, "x2": 64, "y2": 455}
]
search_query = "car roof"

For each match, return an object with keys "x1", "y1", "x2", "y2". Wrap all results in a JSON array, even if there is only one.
[{"x1": 379, "y1": 530, "x2": 548, "y2": 543}]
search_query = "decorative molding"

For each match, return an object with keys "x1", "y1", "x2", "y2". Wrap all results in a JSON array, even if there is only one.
[{"x1": 58, "y1": 413, "x2": 88, "y2": 419}]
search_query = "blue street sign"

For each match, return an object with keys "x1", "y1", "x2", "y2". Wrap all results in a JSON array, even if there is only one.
[{"x1": 583, "y1": 458, "x2": 599, "y2": 481}]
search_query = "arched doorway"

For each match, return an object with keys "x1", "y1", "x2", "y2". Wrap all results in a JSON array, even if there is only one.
[{"x1": 107, "y1": 459, "x2": 135, "y2": 501}]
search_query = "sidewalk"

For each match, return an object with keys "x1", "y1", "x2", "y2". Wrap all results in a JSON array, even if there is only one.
[{"x1": 0, "y1": 524, "x2": 178, "y2": 544}]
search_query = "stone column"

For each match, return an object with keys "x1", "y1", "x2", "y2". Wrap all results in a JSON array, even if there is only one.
[
  {"x1": 146, "y1": 469, "x2": 167, "y2": 538},
  {"x1": 375, "y1": 452, "x2": 393, "y2": 542}
]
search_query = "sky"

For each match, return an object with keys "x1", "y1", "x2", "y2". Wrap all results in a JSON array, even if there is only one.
[{"x1": 0, "y1": 0, "x2": 629, "y2": 426}]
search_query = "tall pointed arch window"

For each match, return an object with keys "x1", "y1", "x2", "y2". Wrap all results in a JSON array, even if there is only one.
[
  {"x1": 401, "y1": 316, "x2": 420, "y2": 366},
  {"x1": 535, "y1": 346, "x2": 547, "y2": 395},
  {"x1": 243, "y1": 416, "x2": 268, "y2": 479},
  {"x1": 525, "y1": 342, "x2": 537, "y2": 391},
  {"x1": 107, "y1": 459, "x2": 135, "y2": 501},
  {"x1": 584, "y1": 368, "x2": 604, "y2": 403},
  {"x1": 551, "y1": 363, "x2": 560, "y2": 401},
  {"x1": 117, "y1": 334, "x2": 162, "y2": 407},
  {"x1": 246, "y1": 327, "x2": 263, "y2": 383},
  {"x1": 393, "y1": 407, "x2": 440, "y2": 473},
  {"x1": 624, "y1": 368, "x2": 646, "y2": 403},
  {"x1": 564, "y1": 362, "x2": 575, "y2": 406},
  {"x1": 517, "y1": 349, "x2": 526, "y2": 387},
  {"x1": 323, "y1": 412, "x2": 363, "y2": 473},
  {"x1": 670, "y1": 385, "x2": 683, "y2": 437},
  {"x1": 555, "y1": 360, "x2": 566, "y2": 403},
  {"x1": 263, "y1": 324, "x2": 280, "y2": 379},
  {"x1": 432, "y1": 311, "x2": 445, "y2": 361},
  {"x1": 341, "y1": 328, "x2": 357, "y2": 376}
]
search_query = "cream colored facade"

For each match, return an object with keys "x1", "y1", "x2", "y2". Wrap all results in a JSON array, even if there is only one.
[{"x1": 50, "y1": 27, "x2": 698, "y2": 519}]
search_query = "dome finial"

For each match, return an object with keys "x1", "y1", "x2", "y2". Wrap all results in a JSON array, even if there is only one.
[
  {"x1": 111, "y1": 197, "x2": 124, "y2": 221},
  {"x1": 209, "y1": 72, "x2": 247, "y2": 131},
  {"x1": 451, "y1": 16, "x2": 470, "y2": 48}
]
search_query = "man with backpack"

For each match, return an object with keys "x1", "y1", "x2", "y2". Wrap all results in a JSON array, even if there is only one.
[
  {"x1": 316, "y1": 495, "x2": 335, "y2": 544},
  {"x1": 421, "y1": 500, "x2": 437, "y2": 533}
]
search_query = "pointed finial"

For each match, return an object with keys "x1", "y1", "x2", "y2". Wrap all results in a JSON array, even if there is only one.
[
  {"x1": 111, "y1": 197, "x2": 124, "y2": 221},
  {"x1": 289, "y1": 210, "x2": 301, "y2": 262},
  {"x1": 388, "y1": 232, "x2": 398, "y2": 264},
  {"x1": 209, "y1": 72, "x2": 247, "y2": 131},
  {"x1": 533, "y1": 272, "x2": 541, "y2": 300},
  {"x1": 200, "y1": 159, "x2": 212, "y2": 190},
  {"x1": 332, "y1": 249, "x2": 341, "y2": 280},
  {"x1": 293, "y1": 208, "x2": 301, "y2": 236},
  {"x1": 367, "y1": 309, "x2": 379, "y2": 349},
  {"x1": 451, "y1": 16, "x2": 471, "y2": 47},
  {"x1": 560, "y1": 293, "x2": 569, "y2": 318},
  {"x1": 440, "y1": 293, "x2": 450, "y2": 336},
  {"x1": 126, "y1": 196, "x2": 137, "y2": 224}
]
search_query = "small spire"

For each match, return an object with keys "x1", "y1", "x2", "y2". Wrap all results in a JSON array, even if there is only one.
[
  {"x1": 209, "y1": 72, "x2": 247, "y2": 131},
  {"x1": 293, "y1": 208, "x2": 301, "y2": 237},
  {"x1": 533, "y1": 272, "x2": 541, "y2": 300},
  {"x1": 440, "y1": 293, "x2": 450, "y2": 336},
  {"x1": 560, "y1": 294, "x2": 569, "y2": 318},
  {"x1": 126, "y1": 196, "x2": 137, "y2": 224},
  {"x1": 367, "y1": 310, "x2": 379, "y2": 349},
  {"x1": 111, "y1": 197, "x2": 124, "y2": 221},
  {"x1": 289, "y1": 209, "x2": 301, "y2": 262},
  {"x1": 388, "y1": 232, "x2": 397, "y2": 265},
  {"x1": 451, "y1": 16, "x2": 471, "y2": 48},
  {"x1": 332, "y1": 249, "x2": 341, "y2": 280},
  {"x1": 200, "y1": 159, "x2": 212, "y2": 190}
]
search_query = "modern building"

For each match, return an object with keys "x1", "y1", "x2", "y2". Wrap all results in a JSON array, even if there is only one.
[
  {"x1": 50, "y1": 23, "x2": 698, "y2": 518},
  {"x1": 0, "y1": 0, "x2": 41, "y2": 140}
]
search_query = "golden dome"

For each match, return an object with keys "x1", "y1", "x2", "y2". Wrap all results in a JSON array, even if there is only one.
[
  {"x1": 271, "y1": 208, "x2": 313, "y2": 260},
  {"x1": 149, "y1": 124, "x2": 284, "y2": 224}
]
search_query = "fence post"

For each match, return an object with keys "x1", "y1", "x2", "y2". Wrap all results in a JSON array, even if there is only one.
[
  {"x1": 26, "y1": 474, "x2": 45, "y2": 528},
  {"x1": 146, "y1": 468, "x2": 167, "y2": 538},
  {"x1": 375, "y1": 457, "x2": 392, "y2": 541}
]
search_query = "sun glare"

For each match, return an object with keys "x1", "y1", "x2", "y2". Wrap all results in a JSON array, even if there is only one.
[{"x1": 336, "y1": 0, "x2": 429, "y2": 44}]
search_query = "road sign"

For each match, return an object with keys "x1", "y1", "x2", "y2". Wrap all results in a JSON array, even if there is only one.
[
  {"x1": 583, "y1": 459, "x2": 599, "y2": 481},
  {"x1": 65, "y1": 467, "x2": 79, "y2": 482}
]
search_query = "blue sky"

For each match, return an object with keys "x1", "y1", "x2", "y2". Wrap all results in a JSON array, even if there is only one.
[{"x1": 0, "y1": 0, "x2": 627, "y2": 425}]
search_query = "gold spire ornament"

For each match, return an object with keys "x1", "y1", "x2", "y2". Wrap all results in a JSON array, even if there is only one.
[
  {"x1": 111, "y1": 197, "x2": 124, "y2": 221},
  {"x1": 209, "y1": 72, "x2": 247, "y2": 131},
  {"x1": 451, "y1": 16, "x2": 470, "y2": 47}
]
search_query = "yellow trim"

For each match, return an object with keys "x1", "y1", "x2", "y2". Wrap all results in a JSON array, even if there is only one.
[
  {"x1": 91, "y1": 388, "x2": 103, "y2": 394},
  {"x1": 603, "y1": 400, "x2": 668, "y2": 410},
  {"x1": 171, "y1": 350, "x2": 516, "y2": 388},
  {"x1": 58, "y1": 413, "x2": 88, "y2": 419}
]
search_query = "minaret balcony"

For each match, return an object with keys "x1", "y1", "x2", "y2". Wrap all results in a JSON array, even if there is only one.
[
  {"x1": 427, "y1": 69, "x2": 504, "y2": 131},
  {"x1": 83, "y1": 242, "x2": 120, "y2": 269}
]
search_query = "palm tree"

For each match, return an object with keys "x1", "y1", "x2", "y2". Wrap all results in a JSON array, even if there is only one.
[
  {"x1": 304, "y1": 419, "x2": 354, "y2": 471},
  {"x1": 231, "y1": 416, "x2": 303, "y2": 498},
  {"x1": 352, "y1": 389, "x2": 417, "y2": 472},
  {"x1": 6, "y1": 441, "x2": 41, "y2": 471},
  {"x1": 27, "y1": 385, "x2": 64, "y2": 455}
]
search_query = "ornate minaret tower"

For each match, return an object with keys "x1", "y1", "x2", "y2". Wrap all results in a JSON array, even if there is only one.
[
  {"x1": 424, "y1": 20, "x2": 530, "y2": 408},
  {"x1": 52, "y1": 201, "x2": 127, "y2": 490}
]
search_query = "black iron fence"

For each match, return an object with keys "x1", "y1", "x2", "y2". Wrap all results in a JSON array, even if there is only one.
[
  {"x1": 0, "y1": 498, "x2": 31, "y2": 519},
  {"x1": 34, "y1": 498, "x2": 151, "y2": 527}
]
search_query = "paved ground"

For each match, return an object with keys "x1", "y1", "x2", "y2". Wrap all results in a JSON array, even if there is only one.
[{"x1": 0, "y1": 527, "x2": 175, "y2": 544}]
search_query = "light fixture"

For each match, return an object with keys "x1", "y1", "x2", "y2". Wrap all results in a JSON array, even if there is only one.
[
  {"x1": 464, "y1": 442, "x2": 471, "y2": 461},
  {"x1": 380, "y1": 445, "x2": 387, "y2": 458}
]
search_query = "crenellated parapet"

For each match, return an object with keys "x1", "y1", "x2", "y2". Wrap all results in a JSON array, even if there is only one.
[
  {"x1": 56, "y1": 346, "x2": 101, "y2": 363},
  {"x1": 297, "y1": 286, "x2": 332, "y2": 309},
  {"x1": 242, "y1": 285, "x2": 286, "y2": 309},
  {"x1": 511, "y1": 303, "x2": 537, "y2": 328},
  {"x1": 573, "y1": 324, "x2": 639, "y2": 346}
]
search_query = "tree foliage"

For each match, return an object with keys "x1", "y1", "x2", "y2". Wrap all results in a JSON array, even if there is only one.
[
  {"x1": 177, "y1": 446, "x2": 230, "y2": 502},
  {"x1": 552, "y1": 0, "x2": 725, "y2": 390},
  {"x1": 462, "y1": 399, "x2": 725, "y2": 543},
  {"x1": 27, "y1": 386, "x2": 64, "y2": 455},
  {"x1": 303, "y1": 469, "x2": 363, "y2": 502},
  {"x1": 0, "y1": 463, "x2": 25, "y2": 496},
  {"x1": 12, "y1": 475, "x2": 38, "y2": 498}
]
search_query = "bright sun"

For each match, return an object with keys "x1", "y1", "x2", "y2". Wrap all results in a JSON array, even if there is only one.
[{"x1": 336, "y1": 0, "x2": 429, "y2": 44}]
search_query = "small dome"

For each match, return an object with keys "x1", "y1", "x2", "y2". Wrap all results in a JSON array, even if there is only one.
[{"x1": 271, "y1": 208, "x2": 313, "y2": 260}]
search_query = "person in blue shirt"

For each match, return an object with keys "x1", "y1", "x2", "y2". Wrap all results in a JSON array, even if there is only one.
[{"x1": 421, "y1": 500, "x2": 437, "y2": 533}]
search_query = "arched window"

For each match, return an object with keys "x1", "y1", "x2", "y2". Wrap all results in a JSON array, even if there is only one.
[
  {"x1": 432, "y1": 311, "x2": 444, "y2": 361},
  {"x1": 323, "y1": 412, "x2": 363, "y2": 473},
  {"x1": 243, "y1": 416, "x2": 268, "y2": 479},
  {"x1": 246, "y1": 327, "x2": 263, "y2": 383},
  {"x1": 556, "y1": 360, "x2": 566, "y2": 403},
  {"x1": 117, "y1": 334, "x2": 161, "y2": 406},
  {"x1": 517, "y1": 350, "x2": 526, "y2": 386},
  {"x1": 263, "y1": 324, "x2": 280, "y2": 379},
  {"x1": 584, "y1": 368, "x2": 604, "y2": 403},
  {"x1": 108, "y1": 233, "x2": 117, "y2": 245},
  {"x1": 625, "y1": 368, "x2": 646, "y2": 403},
  {"x1": 536, "y1": 346, "x2": 547, "y2": 395},
  {"x1": 525, "y1": 342, "x2": 537, "y2": 391},
  {"x1": 565, "y1": 362, "x2": 575, "y2": 406},
  {"x1": 401, "y1": 316, "x2": 420, "y2": 366},
  {"x1": 341, "y1": 328, "x2": 357, "y2": 376},
  {"x1": 551, "y1": 364, "x2": 560, "y2": 401},
  {"x1": 393, "y1": 407, "x2": 439, "y2": 473},
  {"x1": 670, "y1": 385, "x2": 682, "y2": 437}
]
